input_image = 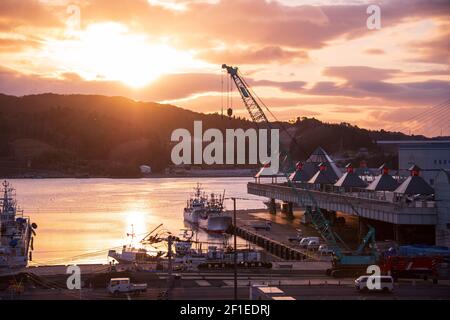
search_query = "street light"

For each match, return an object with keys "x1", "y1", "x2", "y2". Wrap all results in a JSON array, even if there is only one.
[{"x1": 232, "y1": 197, "x2": 237, "y2": 300}]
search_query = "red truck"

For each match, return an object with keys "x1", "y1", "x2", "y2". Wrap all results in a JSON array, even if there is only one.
[{"x1": 381, "y1": 255, "x2": 443, "y2": 282}]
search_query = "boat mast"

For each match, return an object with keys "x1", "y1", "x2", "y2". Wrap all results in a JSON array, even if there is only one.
[{"x1": 127, "y1": 224, "x2": 135, "y2": 247}]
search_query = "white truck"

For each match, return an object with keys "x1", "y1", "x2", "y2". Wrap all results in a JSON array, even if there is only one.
[{"x1": 107, "y1": 278, "x2": 147, "y2": 296}]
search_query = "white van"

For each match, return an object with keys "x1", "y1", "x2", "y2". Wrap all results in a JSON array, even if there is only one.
[
  {"x1": 354, "y1": 275, "x2": 394, "y2": 293},
  {"x1": 299, "y1": 237, "x2": 319, "y2": 248},
  {"x1": 318, "y1": 245, "x2": 334, "y2": 255},
  {"x1": 306, "y1": 239, "x2": 320, "y2": 251}
]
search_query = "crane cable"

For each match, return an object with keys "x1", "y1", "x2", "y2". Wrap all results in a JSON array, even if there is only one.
[{"x1": 221, "y1": 69, "x2": 224, "y2": 119}]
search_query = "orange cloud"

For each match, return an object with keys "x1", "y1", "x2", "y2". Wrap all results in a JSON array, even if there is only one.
[
  {"x1": 0, "y1": 0, "x2": 62, "y2": 29},
  {"x1": 197, "y1": 46, "x2": 308, "y2": 65},
  {"x1": 408, "y1": 24, "x2": 450, "y2": 65},
  {"x1": 0, "y1": 0, "x2": 449, "y2": 137}
]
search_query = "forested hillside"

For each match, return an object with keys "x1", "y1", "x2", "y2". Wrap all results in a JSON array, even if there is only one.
[{"x1": 0, "y1": 93, "x2": 435, "y2": 177}]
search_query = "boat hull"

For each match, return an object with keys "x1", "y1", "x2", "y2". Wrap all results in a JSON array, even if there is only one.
[
  {"x1": 198, "y1": 215, "x2": 232, "y2": 233},
  {"x1": 183, "y1": 209, "x2": 200, "y2": 224}
]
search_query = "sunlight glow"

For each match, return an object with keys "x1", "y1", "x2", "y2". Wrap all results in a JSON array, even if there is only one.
[
  {"x1": 44, "y1": 23, "x2": 197, "y2": 88},
  {"x1": 124, "y1": 210, "x2": 148, "y2": 245}
]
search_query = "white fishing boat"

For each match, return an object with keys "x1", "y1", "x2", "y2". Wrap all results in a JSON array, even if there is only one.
[
  {"x1": 201, "y1": 191, "x2": 232, "y2": 233},
  {"x1": 0, "y1": 180, "x2": 37, "y2": 269},
  {"x1": 184, "y1": 184, "x2": 231, "y2": 233},
  {"x1": 183, "y1": 183, "x2": 207, "y2": 224}
]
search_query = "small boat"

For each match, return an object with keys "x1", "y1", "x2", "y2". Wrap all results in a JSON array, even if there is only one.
[
  {"x1": 108, "y1": 246, "x2": 162, "y2": 264},
  {"x1": 108, "y1": 224, "x2": 163, "y2": 264}
]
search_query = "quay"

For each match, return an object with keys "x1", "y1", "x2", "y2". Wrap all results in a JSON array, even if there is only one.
[
  {"x1": 232, "y1": 210, "x2": 330, "y2": 264},
  {"x1": 247, "y1": 144, "x2": 450, "y2": 246}
]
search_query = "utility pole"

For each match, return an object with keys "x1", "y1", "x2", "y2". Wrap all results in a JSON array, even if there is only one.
[
  {"x1": 167, "y1": 235, "x2": 173, "y2": 300},
  {"x1": 232, "y1": 197, "x2": 237, "y2": 300}
]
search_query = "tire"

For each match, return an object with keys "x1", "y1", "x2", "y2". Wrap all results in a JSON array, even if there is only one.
[{"x1": 331, "y1": 270, "x2": 341, "y2": 278}]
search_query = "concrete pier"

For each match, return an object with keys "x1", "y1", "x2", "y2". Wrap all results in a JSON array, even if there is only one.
[
  {"x1": 234, "y1": 225, "x2": 305, "y2": 260},
  {"x1": 231, "y1": 210, "x2": 331, "y2": 263},
  {"x1": 248, "y1": 181, "x2": 444, "y2": 244},
  {"x1": 281, "y1": 202, "x2": 294, "y2": 219},
  {"x1": 268, "y1": 198, "x2": 277, "y2": 214}
]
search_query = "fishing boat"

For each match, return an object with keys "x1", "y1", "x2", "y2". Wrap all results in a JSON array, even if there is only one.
[
  {"x1": 184, "y1": 184, "x2": 232, "y2": 233},
  {"x1": 183, "y1": 183, "x2": 207, "y2": 225},
  {"x1": 108, "y1": 246, "x2": 162, "y2": 264},
  {"x1": 0, "y1": 180, "x2": 37, "y2": 269},
  {"x1": 198, "y1": 192, "x2": 232, "y2": 233},
  {"x1": 108, "y1": 224, "x2": 163, "y2": 264}
]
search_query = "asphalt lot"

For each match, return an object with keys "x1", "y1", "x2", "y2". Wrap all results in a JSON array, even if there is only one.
[{"x1": 1, "y1": 275, "x2": 449, "y2": 300}]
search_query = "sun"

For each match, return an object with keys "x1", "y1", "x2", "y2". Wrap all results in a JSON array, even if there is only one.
[{"x1": 44, "y1": 23, "x2": 197, "y2": 88}]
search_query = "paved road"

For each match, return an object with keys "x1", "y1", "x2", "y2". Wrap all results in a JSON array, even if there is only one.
[{"x1": 1, "y1": 278, "x2": 449, "y2": 300}]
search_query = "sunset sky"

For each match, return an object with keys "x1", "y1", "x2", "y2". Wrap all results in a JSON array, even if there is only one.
[{"x1": 0, "y1": 0, "x2": 449, "y2": 136}]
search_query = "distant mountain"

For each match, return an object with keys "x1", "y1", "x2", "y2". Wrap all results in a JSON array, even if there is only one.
[
  {"x1": 0, "y1": 93, "x2": 443, "y2": 177},
  {"x1": 288, "y1": 117, "x2": 432, "y2": 160},
  {"x1": 0, "y1": 93, "x2": 255, "y2": 176}
]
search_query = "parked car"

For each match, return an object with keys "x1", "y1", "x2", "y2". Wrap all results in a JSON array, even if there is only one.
[
  {"x1": 306, "y1": 239, "x2": 321, "y2": 251},
  {"x1": 298, "y1": 238, "x2": 311, "y2": 247},
  {"x1": 299, "y1": 237, "x2": 320, "y2": 248},
  {"x1": 288, "y1": 229, "x2": 303, "y2": 243},
  {"x1": 318, "y1": 245, "x2": 334, "y2": 255},
  {"x1": 107, "y1": 278, "x2": 147, "y2": 296},
  {"x1": 354, "y1": 275, "x2": 394, "y2": 293},
  {"x1": 251, "y1": 220, "x2": 272, "y2": 231}
]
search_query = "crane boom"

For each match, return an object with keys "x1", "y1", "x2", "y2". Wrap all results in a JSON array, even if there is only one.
[
  {"x1": 222, "y1": 64, "x2": 269, "y2": 123},
  {"x1": 222, "y1": 64, "x2": 345, "y2": 257},
  {"x1": 222, "y1": 64, "x2": 378, "y2": 273}
]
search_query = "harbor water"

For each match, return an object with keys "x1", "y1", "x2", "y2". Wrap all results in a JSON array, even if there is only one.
[{"x1": 11, "y1": 177, "x2": 265, "y2": 266}]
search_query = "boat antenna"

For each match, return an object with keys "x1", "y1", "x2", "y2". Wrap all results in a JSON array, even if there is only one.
[
  {"x1": 127, "y1": 224, "x2": 135, "y2": 246},
  {"x1": 221, "y1": 189, "x2": 226, "y2": 206}
]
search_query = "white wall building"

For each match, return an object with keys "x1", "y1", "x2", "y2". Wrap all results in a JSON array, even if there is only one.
[{"x1": 378, "y1": 141, "x2": 450, "y2": 186}]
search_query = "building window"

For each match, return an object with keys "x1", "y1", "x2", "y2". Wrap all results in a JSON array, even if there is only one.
[
  {"x1": 444, "y1": 160, "x2": 447, "y2": 165},
  {"x1": 434, "y1": 160, "x2": 437, "y2": 164},
  {"x1": 439, "y1": 160, "x2": 442, "y2": 165}
]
